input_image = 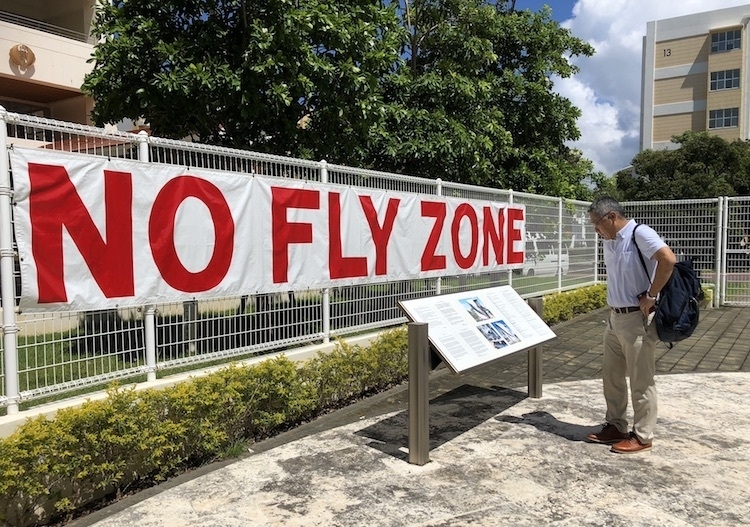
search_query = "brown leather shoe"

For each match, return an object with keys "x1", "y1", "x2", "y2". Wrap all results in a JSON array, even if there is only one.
[
  {"x1": 586, "y1": 423, "x2": 629, "y2": 444},
  {"x1": 611, "y1": 433, "x2": 652, "y2": 454}
]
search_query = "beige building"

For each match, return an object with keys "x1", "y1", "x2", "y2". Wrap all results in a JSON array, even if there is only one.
[
  {"x1": 641, "y1": 5, "x2": 750, "y2": 152},
  {"x1": 0, "y1": 0, "x2": 97, "y2": 124}
]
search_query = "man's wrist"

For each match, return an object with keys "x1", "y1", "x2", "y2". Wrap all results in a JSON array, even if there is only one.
[{"x1": 646, "y1": 291, "x2": 658, "y2": 301}]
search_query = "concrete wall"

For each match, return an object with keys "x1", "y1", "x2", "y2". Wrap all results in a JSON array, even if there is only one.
[{"x1": 0, "y1": 21, "x2": 94, "y2": 91}]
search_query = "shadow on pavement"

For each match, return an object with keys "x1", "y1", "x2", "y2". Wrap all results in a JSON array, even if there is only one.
[
  {"x1": 355, "y1": 384, "x2": 527, "y2": 460},
  {"x1": 495, "y1": 410, "x2": 597, "y2": 442}
]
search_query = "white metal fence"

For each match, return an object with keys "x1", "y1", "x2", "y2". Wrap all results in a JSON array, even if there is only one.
[
  {"x1": 0, "y1": 109, "x2": 747, "y2": 413},
  {"x1": 622, "y1": 198, "x2": 750, "y2": 306},
  {"x1": 0, "y1": 110, "x2": 601, "y2": 413},
  {"x1": 722, "y1": 196, "x2": 750, "y2": 305}
]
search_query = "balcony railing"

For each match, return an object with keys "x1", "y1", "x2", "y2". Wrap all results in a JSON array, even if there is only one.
[{"x1": 0, "y1": 10, "x2": 92, "y2": 43}]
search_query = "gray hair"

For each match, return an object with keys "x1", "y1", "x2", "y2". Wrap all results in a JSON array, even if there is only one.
[{"x1": 588, "y1": 196, "x2": 626, "y2": 219}]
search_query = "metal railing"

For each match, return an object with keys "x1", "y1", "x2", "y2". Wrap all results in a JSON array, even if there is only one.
[
  {"x1": 622, "y1": 198, "x2": 750, "y2": 306},
  {"x1": 0, "y1": 10, "x2": 92, "y2": 43}
]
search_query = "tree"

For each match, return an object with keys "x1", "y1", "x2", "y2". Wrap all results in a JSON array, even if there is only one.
[
  {"x1": 83, "y1": 0, "x2": 597, "y2": 198},
  {"x1": 365, "y1": 1, "x2": 596, "y2": 198},
  {"x1": 616, "y1": 131, "x2": 750, "y2": 200},
  {"x1": 588, "y1": 169, "x2": 622, "y2": 201},
  {"x1": 83, "y1": 0, "x2": 405, "y2": 160}
]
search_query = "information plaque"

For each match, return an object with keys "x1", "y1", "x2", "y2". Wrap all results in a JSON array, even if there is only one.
[{"x1": 399, "y1": 286, "x2": 556, "y2": 373}]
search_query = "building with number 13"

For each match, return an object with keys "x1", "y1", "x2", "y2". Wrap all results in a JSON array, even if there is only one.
[{"x1": 641, "y1": 5, "x2": 750, "y2": 152}]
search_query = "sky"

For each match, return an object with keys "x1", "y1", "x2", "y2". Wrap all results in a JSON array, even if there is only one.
[{"x1": 513, "y1": 0, "x2": 750, "y2": 177}]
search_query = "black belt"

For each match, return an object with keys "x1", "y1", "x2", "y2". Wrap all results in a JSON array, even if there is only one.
[{"x1": 611, "y1": 306, "x2": 640, "y2": 314}]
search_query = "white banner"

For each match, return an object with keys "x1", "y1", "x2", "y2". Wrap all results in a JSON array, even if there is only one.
[{"x1": 10, "y1": 148, "x2": 526, "y2": 311}]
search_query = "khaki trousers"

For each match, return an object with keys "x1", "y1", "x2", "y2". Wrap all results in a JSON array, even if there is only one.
[{"x1": 603, "y1": 310, "x2": 659, "y2": 443}]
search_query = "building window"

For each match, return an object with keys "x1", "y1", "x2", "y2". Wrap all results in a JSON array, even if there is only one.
[
  {"x1": 709, "y1": 108, "x2": 739, "y2": 129},
  {"x1": 711, "y1": 30, "x2": 741, "y2": 52},
  {"x1": 710, "y1": 69, "x2": 741, "y2": 90}
]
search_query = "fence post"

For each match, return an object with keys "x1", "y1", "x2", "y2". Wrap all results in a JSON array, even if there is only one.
[
  {"x1": 144, "y1": 307, "x2": 157, "y2": 382},
  {"x1": 320, "y1": 160, "x2": 331, "y2": 343},
  {"x1": 0, "y1": 106, "x2": 19, "y2": 413},
  {"x1": 435, "y1": 178, "x2": 442, "y2": 295},
  {"x1": 508, "y1": 190, "x2": 514, "y2": 287},
  {"x1": 183, "y1": 300, "x2": 198, "y2": 355},
  {"x1": 137, "y1": 130, "x2": 157, "y2": 380},
  {"x1": 137, "y1": 129, "x2": 149, "y2": 161},
  {"x1": 558, "y1": 198, "x2": 563, "y2": 291},
  {"x1": 716, "y1": 197, "x2": 725, "y2": 307}
]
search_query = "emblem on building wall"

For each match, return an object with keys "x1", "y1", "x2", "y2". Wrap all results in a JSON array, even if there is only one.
[{"x1": 9, "y1": 44, "x2": 36, "y2": 68}]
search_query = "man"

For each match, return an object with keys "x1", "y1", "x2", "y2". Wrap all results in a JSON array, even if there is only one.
[{"x1": 586, "y1": 196, "x2": 676, "y2": 454}]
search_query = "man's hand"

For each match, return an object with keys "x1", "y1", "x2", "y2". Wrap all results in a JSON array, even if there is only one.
[{"x1": 638, "y1": 292, "x2": 656, "y2": 315}]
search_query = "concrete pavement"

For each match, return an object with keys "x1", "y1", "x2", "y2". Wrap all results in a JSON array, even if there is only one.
[{"x1": 71, "y1": 307, "x2": 750, "y2": 527}]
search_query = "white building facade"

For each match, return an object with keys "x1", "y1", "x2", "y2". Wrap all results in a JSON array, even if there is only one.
[
  {"x1": 0, "y1": 0, "x2": 97, "y2": 125},
  {"x1": 641, "y1": 4, "x2": 750, "y2": 152}
]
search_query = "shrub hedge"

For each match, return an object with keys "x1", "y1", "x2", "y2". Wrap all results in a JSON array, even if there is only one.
[
  {"x1": 0, "y1": 286, "x2": 606, "y2": 527},
  {"x1": 542, "y1": 284, "x2": 607, "y2": 325},
  {"x1": 0, "y1": 329, "x2": 409, "y2": 527}
]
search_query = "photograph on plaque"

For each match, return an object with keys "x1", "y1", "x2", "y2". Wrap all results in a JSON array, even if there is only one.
[
  {"x1": 460, "y1": 297, "x2": 494, "y2": 322},
  {"x1": 478, "y1": 319, "x2": 521, "y2": 348},
  {"x1": 399, "y1": 285, "x2": 556, "y2": 373}
]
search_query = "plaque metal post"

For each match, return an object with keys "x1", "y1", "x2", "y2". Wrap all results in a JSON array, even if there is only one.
[
  {"x1": 527, "y1": 297, "x2": 544, "y2": 398},
  {"x1": 408, "y1": 322, "x2": 430, "y2": 465}
]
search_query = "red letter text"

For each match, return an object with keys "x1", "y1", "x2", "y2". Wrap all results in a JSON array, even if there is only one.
[
  {"x1": 451, "y1": 203, "x2": 479, "y2": 269},
  {"x1": 328, "y1": 192, "x2": 368, "y2": 279},
  {"x1": 28, "y1": 163, "x2": 134, "y2": 303},
  {"x1": 360, "y1": 195, "x2": 400, "y2": 276},
  {"x1": 272, "y1": 187, "x2": 320, "y2": 283},
  {"x1": 149, "y1": 176, "x2": 234, "y2": 292},
  {"x1": 420, "y1": 201, "x2": 447, "y2": 271},
  {"x1": 506, "y1": 207, "x2": 525, "y2": 264},
  {"x1": 482, "y1": 206, "x2": 505, "y2": 266}
]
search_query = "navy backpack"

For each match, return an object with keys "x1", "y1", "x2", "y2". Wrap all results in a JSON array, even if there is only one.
[{"x1": 633, "y1": 225, "x2": 704, "y2": 346}]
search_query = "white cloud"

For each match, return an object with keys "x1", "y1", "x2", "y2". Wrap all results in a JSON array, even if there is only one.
[
  {"x1": 560, "y1": 0, "x2": 750, "y2": 176},
  {"x1": 555, "y1": 76, "x2": 634, "y2": 174}
]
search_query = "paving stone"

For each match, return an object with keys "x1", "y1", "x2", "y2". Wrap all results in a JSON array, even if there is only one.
[{"x1": 71, "y1": 307, "x2": 750, "y2": 527}]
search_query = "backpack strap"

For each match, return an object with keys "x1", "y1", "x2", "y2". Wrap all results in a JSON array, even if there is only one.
[
  {"x1": 632, "y1": 224, "x2": 652, "y2": 286},
  {"x1": 633, "y1": 223, "x2": 671, "y2": 345}
]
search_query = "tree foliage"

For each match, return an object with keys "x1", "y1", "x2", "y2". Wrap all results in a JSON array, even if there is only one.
[
  {"x1": 369, "y1": 1, "x2": 595, "y2": 198},
  {"x1": 588, "y1": 170, "x2": 622, "y2": 201},
  {"x1": 616, "y1": 131, "x2": 750, "y2": 200},
  {"x1": 83, "y1": 0, "x2": 596, "y2": 198},
  {"x1": 83, "y1": 0, "x2": 405, "y2": 158}
]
